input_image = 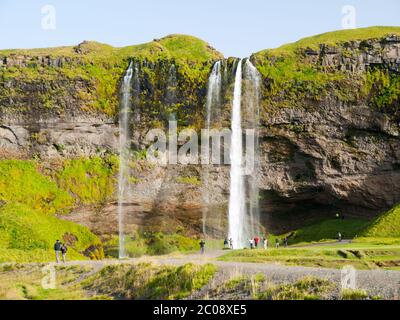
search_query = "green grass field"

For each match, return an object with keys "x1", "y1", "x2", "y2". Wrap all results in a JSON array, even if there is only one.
[
  {"x1": 281, "y1": 218, "x2": 370, "y2": 245},
  {"x1": 222, "y1": 203, "x2": 400, "y2": 270},
  {"x1": 219, "y1": 244, "x2": 400, "y2": 270}
]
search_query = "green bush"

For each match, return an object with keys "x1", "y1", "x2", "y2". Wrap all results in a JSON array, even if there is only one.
[
  {"x1": 340, "y1": 288, "x2": 369, "y2": 300},
  {"x1": 83, "y1": 262, "x2": 217, "y2": 299},
  {"x1": 104, "y1": 232, "x2": 200, "y2": 258}
]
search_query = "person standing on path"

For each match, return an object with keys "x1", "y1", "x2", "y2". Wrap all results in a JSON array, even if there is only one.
[
  {"x1": 54, "y1": 240, "x2": 61, "y2": 263},
  {"x1": 275, "y1": 238, "x2": 280, "y2": 248},
  {"x1": 263, "y1": 238, "x2": 268, "y2": 249},
  {"x1": 249, "y1": 238, "x2": 255, "y2": 249},
  {"x1": 199, "y1": 240, "x2": 205, "y2": 255},
  {"x1": 283, "y1": 237, "x2": 288, "y2": 247},
  {"x1": 61, "y1": 243, "x2": 68, "y2": 263},
  {"x1": 338, "y1": 232, "x2": 342, "y2": 242},
  {"x1": 224, "y1": 238, "x2": 229, "y2": 249},
  {"x1": 229, "y1": 238, "x2": 233, "y2": 250},
  {"x1": 254, "y1": 236, "x2": 260, "y2": 248}
]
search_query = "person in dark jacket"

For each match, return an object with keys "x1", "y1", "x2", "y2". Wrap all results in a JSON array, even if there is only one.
[
  {"x1": 61, "y1": 243, "x2": 68, "y2": 263},
  {"x1": 54, "y1": 240, "x2": 61, "y2": 263},
  {"x1": 283, "y1": 237, "x2": 288, "y2": 247},
  {"x1": 199, "y1": 240, "x2": 205, "y2": 254},
  {"x1": 224, "y1": 238, "x2": 229, "y2": 248}
]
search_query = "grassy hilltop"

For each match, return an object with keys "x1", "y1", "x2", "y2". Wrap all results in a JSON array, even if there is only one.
[
  {"x1": 0, "y1": 34, "x2": 223, "y2": 117},
  {"x1": 252, "y1": 26, "x2": 400, "y2": 116}
]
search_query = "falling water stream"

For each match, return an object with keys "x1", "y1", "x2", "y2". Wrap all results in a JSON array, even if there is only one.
[
  {"x1": 203, "y1": 61, "x2": 223, "y2": 235},
  {"x1": 228, "y1": 59, "x2": 247, "y2": 249},
  {"x1": 118, "y1": 61, "x2": 133, "y2": 258}
]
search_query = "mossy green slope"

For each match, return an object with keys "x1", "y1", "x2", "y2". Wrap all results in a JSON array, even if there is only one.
[
  {"x1": 262, "y1": 26, "x2": 400, "y2": 55},
  {"x1": 0, "y1": 203, "x2": 101, "y2": 263},
  {"x1": 284, "y1": 218, "x2": 370, "y2": 244},
  {"x1": 55, "y1": 156, "x2": 118, "y2": 206},
  {"x1": 0, "y1": 158, "x2": 113, "y2": 262},
  {"x1": 361, "y1": 204, "x2": 400, "y2": 237},
  {"x1": 252, "y1": 26, "x2": 400, "y2": 117},
  {"x1": 0, "y1": 160, "x2": 73, "y2": 214},
  {"x1": 0, "y1": 34, "x2": 223, "y2": 116},
  {"x1": 0, "y1": 34, "x2": 222, "y2": 64}
]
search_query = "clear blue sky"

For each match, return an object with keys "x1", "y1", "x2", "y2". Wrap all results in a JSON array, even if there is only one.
[{"x1": 0, "y1": 0, "x2": 399, "y2": 57}]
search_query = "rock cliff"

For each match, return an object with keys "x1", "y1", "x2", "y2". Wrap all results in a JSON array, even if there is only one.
[{"x1": 1, "y1": 28, "x2": 399, "y2": 236}]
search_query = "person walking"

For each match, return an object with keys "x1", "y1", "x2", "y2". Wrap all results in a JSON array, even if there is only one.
[
  {"x1": 283, "y1": 237, "x2": 288, "y2": 248},
  {"x1": 263, "y1": 237, "x2": 268, "y2": 250},
  {"x1": 275, "y1": 238, "x2": 280, "y2": 248},
  {"x1": 338, "y1": 232, "x2": 342, "y2": 242},
  {"x1": 61, "y1": 243, "x2": 68, "y2": 263},
  {"x1": 224, "y1": 238, "x2": 229, "y2": 249},
  {"x1": 54, "y1": 240, "x2": 61, "y2": 263},
  {"x1": 199, "y1": 239, "x2": 205, "y2": 254},
  {"x1": 229, "y1": 238, "x2": 233, "y2": 250}
]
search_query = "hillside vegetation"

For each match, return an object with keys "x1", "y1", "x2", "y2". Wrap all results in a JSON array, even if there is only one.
[
  {"x1": 0, "y1": 158, "x2": 116, "y2": 262},
  {"x1": 252, "y1": 26, "x2": 400, "y2": 118},
  {"x1": 264, "y1": 26, "x2": 400, "y2": 55},
  {"x1": 0, "y1": 203, "x2": 102, "y2": 262},
  {"x1": 361, "y1": 204, "x2": 400, "y2": 238},
  {"x1": 0, "y1": 35, "x2": 222, "y2": 116}
]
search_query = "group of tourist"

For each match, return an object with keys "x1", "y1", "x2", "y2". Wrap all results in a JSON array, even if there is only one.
[
  {"x1": 247, "y1": 236, "x2": 289, "y2": 249},
  {"x1": 54, "y1": 240, "x2": 68, "y2": 263},
  {"x1": 220, "y1": 236, "x2": 290, "y2": 250}
]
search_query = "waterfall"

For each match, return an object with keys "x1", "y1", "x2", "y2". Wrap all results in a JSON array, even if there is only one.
[
  {"x1": 118, "y1": 61, "x2": 134, "y2": 259},
  {"x1": 243, "y1": 59, "x2": 261, "y2": 239},
  {"x1": 202, "y1": 61, "x2": 223, "y2": 236},
  {"x1": 228, "y1": 59, "x2": 247, "y2": 249},
  {"x1": 166, "y1": 63, "x2": 177, "y2": 121},
  {"x1": 228, "y1": 58, "x2": 261, "y2": 249},
  {"x1": 206, "y1": 61, "x2": 222, "y2": 128}
]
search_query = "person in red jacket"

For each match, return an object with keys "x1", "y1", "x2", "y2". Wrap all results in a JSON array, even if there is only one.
[{"x1": 254, "y1": 236, "x2": 260, "y2": 248}]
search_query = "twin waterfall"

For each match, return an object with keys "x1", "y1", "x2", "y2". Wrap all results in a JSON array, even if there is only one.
[
  {"x1": 117, "y1": 58, "x2": 261, "y2": 257},
  {"x1": 206, "y1": 58, "x2": 261, "y2": 249}
]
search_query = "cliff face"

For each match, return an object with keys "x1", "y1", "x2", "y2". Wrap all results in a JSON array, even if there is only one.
[
  {"x1": 1, "y1": 29, "x2": 399, "y2": 236},
  {"x1": 0, "y1": 35, "x2": 221, "y2": 159}
]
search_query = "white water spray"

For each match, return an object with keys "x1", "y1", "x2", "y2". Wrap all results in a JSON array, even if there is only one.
[
  {"x1": 202, "y1": 61, "x2": 223, "y2": 235},
  {"x1": 228, "y1": 59, "x2": 247, "y2": 249},
  {"x1": 206, "y1": 61, "x2": 222, "y2": 128},
  {"x1": 243, "y1": 59, "x2": 261, "y2": 239},
  {"x1": 228, "y1": 59, "x2": 261, "y2": 249},
  {"x1": 118, "y1": 61, "x2": 133, "y2": 259}
]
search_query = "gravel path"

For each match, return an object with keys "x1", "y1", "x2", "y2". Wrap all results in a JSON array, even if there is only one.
[
  {"x1": 2, "y1": 250, "x2": 399, "y2": 299},
  {"x1": 63, "y1": 250, "x2": 400, "y2": 299}
]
